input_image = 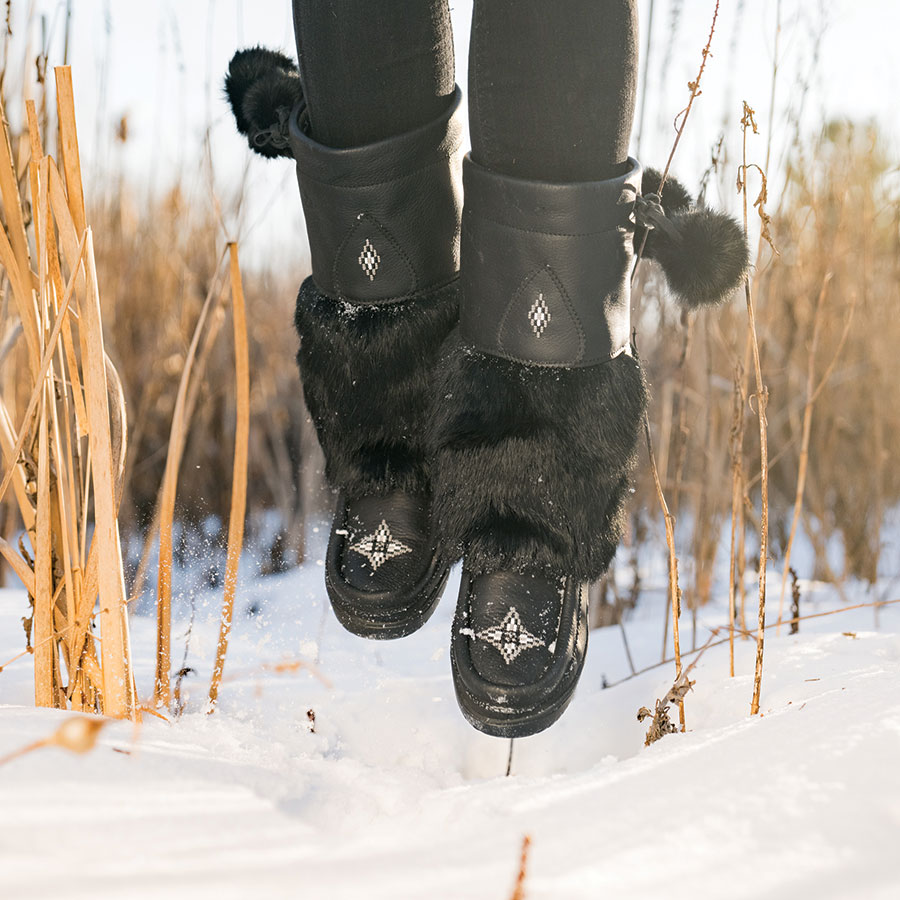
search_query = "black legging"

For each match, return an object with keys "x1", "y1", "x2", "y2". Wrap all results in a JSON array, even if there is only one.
[{"x1": 292, "y1": 0, "x2": 637, "y2": 183}]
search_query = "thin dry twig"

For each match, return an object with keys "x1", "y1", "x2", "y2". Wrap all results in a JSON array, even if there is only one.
[
  {"x1": 643, "y1": 414, "x2": 684, "y2": 729},
  {"x1": 633, "y1": 0, "x2": 720, "y2": 272},
  {"x1": 605, "y1": 597, "x2": 900, "y2": 691},
  {"x1": 739, "y1": 101, "x2": 770, "y2": 717}
]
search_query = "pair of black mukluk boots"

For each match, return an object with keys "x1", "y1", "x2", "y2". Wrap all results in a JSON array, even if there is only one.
[{"x1": 226, "y1": 49, "x2": 748, "y2": 738}]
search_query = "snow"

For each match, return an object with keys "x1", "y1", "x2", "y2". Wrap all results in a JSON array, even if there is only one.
[{"x1": 2, "y1": 547, "x2": 900, "y2": 900}]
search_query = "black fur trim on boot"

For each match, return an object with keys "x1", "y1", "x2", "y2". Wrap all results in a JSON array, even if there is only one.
[
  {"x1": 224, "y1": 47, "x2": 304, "y2": 159},
  {"x1": 429, "y1": 340, "x2": 647, "y2": 580},
  {"x1": 638, "y1": 167, "x2": 750, "y2": 308},
  {"x1": 295, "y1": 277, "x2": 460, "y2": 500},
  {"x1": 296, "y1": 277, "x2": 459, "y2": 640}
]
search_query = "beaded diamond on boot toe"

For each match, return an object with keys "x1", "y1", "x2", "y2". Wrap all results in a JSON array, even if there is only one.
[
  {"x1": 349, "y1": 519, "x2": 412, "y2": 571},
  {"x1": 477, "y1": 606, "x2": 545, "y2": 664}
]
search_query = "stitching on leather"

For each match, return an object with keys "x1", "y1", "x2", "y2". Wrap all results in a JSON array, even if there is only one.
[
  {"x1": 495, "y1": 265, "x2": 544, "y2": 354},
  {"x1": 331, "y1": 214, "x2": 418, "y2": 299},
  {"x1": 545, "y1": 264, "x2": 586, "y2": 363},
  {"x1": 494, "y1": 264, "x2": 586, "y2": 364}
]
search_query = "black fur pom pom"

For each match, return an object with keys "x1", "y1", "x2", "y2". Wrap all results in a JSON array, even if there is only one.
[
  {"x1": 638, "y1": 167, "x2": 749, "y2": 309},
  {"x1": 224, "y1": 47, "x2": 302, "y2": 159},
  {"x1": 641, "y1": 168, "x2": 693, "y2": 215},
  {"x1": 646, "y1": 207, "x2": 749, "y2": 308}
]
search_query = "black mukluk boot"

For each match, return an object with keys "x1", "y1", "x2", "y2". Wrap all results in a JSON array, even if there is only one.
[
  {"x1": 431, "y1": 157, "x2": 748, "y2": 737},
  {"x1": 225, "y1": 48, "x2": 464, "y2": 639}
]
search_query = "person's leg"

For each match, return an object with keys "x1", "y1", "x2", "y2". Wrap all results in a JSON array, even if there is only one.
[
  {"x1": 468, "y1": 0, "x2": 638, "y2": 182},
  {"x1": 292, "y1": 0, "x2": 455, "y2": 148}
]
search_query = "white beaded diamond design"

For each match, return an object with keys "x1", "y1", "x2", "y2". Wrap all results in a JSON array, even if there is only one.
[
  {"x1": 528, "y1": 292, "x2": 551, "y2": 337},
  {"x1": 477, "y1": 606, "x2": 545, "y2": 665},
  {"x1": 358, "y1": 238, "x2": 381, "y2": 281},
  {"x1": 349, "y1": 519, "x2": 411, "y2": 571}
]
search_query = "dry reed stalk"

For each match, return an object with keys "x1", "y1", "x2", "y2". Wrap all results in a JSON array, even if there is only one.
[
  {"x1": 51, "y1": 64, "x2": 135, "y2": 716},
  {"x1": 0, "y1": 64, "x2": 135, "y2": 717},
  {"x1": 508, "y1": 835, "x2": 532, "y2": 900},
  {"x1": 660, "y1": 318, "x2": 694, "y2": 658},
  {"x1": 776, "y1": 273, "x2": 830, "y2": 631},
  {"x1": 0, "y1": 534, "x2": 34, "y2": 593},
  {"x1": 208, "y1": 243, "x2": 250, "y2": 709},
  {"x1": 152, "y1": 247, "x2": 228, "y2": 707},
  {"x1": 738, "y1": 102, "x2": 770, "y2": 717},
  {"x1": 33, "y1": 378, "x2": 55, "y2": 706},
  {"x1": 0, "y1": 400, "x2": 35, "y2": 533},
  {"x1": 0, "y1": 94, "x2": 39, "y2": 375},
  {"x1": 80, "y1": 229, "x2": 135, "y2": 718},
  {"x1": 0, "y1": 236, "x2": 84, "y2": 509},
  {"x1": 27, "y1": 98, "x2": 88, "y2": 439},
  {"x1": 55, "y1": 67, "x2": 86, "y2": 235}
]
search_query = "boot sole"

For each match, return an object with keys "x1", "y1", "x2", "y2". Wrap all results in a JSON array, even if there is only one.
[
  {"x1": 450, "y1": 574, "x2": 589, "y2": 738},
  {"x1": 324, "y1": 496, "x2": 450, "y2": 640}
]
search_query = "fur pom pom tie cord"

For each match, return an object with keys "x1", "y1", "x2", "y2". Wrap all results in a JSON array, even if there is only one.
[{"x1": 224, "y1": 0, "x2": 748, "y2": 738}]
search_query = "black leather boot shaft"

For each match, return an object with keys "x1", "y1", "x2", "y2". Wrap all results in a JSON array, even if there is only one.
[
  {"x1": 459, "y1": 155, "x2": 642, "y2": 367},
  {"x1": 289, "y1": 88, "x2": 464, "y2": 305}
]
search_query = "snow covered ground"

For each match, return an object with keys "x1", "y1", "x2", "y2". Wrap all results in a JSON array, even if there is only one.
[{"x1": 1, "y1": 539, "x2": 899, "y2": 900}]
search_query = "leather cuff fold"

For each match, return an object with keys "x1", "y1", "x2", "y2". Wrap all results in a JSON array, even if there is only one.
[
  {"x1": 289, "y1": 87, "x2": 464, "y2": 304},
  {"x1": 459, "y1": 155, "x2": 642, "y2": 367}
]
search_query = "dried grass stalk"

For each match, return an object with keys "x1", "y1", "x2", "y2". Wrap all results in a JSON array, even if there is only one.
[
  {"x1": 508, "y1": 835, "x2": 532, "y2": 900},
  {"x1": 644, "y1": 414, "x2": 685, "y2": 729},
  {"x1": 54, "y1": 67, "x2": 86, "y2": 235},
  {"x1": 152, "y1": 248, "x2": 228, "y2": 707},
  {"x1": 208, "y1": 243, "x2": 250, "y2": 709},
  {"x1": 0, "y1": 535, "x2": 35, "y2": 594},
  {"x1": 0, "y1": 64, "x2": 138, "y2": 718},
  {"x1": 33, "y1": 382, "x2": 55, "y2": 706},
  {"x1": 0, "y1": 93, "x2": 39, "y2": 374},
  {"x1": 634, "y1": 0, "x2": 722, "y2": 727},
  {"x1": 739, "y1": 102, "x2": 770, "y2": 717},
  {"x1": 79, "y1": 229, "x2": 136, "y2": 718}
]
